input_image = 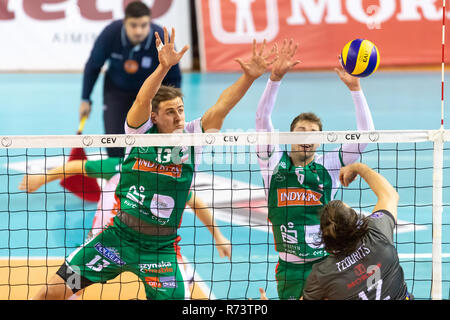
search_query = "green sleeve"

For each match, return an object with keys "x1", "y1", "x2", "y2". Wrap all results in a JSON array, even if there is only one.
[{"x1": 84, "y1": 157, "x2": 121, "y2": 180}]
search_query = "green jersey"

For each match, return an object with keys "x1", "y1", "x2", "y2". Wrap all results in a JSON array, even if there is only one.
[
  {"x1": 84, "y1": 157, "x2": 122, "y2": 180},
  {"x1": 259, "y1": 148, "x2": 345, "y2": 262},
  {"x1": 116, "y1": 118, "x2": 203, "y2": 229}
]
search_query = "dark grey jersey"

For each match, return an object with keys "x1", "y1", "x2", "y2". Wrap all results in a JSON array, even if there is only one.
[{"x1": 303, "y1": 210, "x2": 409, "y2": 300}]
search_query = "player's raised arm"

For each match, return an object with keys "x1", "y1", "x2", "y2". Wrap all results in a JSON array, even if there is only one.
[
  {"x1": 256, "y1": 39, "x2": 300, "y2": 157},
  {"x1": 339, "y1": 163, "x2": 399, "y2": 219},
  {"x1": 335, "y1": 66, "x2": 375, "y2": 165},
  {"x1": 126, "y1": 27, "x2": 189, "y2": 129},
  {"x1": 201, "y1": 39, "x2": 276, "y2": 132}
]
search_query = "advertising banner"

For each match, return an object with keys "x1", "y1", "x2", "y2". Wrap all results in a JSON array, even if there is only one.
[
  {"x1": 0, "y1": 0, "x2": 192, "y2": 71},
  {"x1": 196, "y1": 0, "x2": 449, "y2": 71}
]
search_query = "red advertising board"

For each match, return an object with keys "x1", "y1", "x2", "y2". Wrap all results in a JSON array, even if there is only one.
[{"x1": 196, "y1": 0, "x2": 449, "y2": 72}]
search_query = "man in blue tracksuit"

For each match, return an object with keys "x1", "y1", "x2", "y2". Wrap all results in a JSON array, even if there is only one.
[{"x1": 79, "y1": 1, "x2": 182, "y2": 157}]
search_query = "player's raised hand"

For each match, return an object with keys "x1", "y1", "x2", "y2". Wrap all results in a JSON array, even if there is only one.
[
  {"x1": 335, "y1": 63, "x2": 361, "y2": 91},
  {"x1": 18, "y1": 175, "x2": 45, "y2": 193},
  {"x1": 155, "y1": 27, "x2": 189, "y2": 69},
  {"x1": 270, "y1": 39, "x2": 301, "y2": 81},
  {"x1": 235, "y1": 39, "x2": 276, "y2": 80},
  {"x1": 339, "y1": 163, "x2": 361, "y2": 187}
]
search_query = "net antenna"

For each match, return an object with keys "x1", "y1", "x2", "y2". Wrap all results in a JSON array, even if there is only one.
[
  {"x1": 431, "y1": 0, "x2": 447, "y2": 300},
  {"x1": 441, "y1": 0, "x2": 447, "y2": 129}
]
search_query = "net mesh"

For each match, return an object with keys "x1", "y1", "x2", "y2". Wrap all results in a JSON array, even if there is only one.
[{"x1": 0, "y1": 130, "x2": 448, "y2": 300}]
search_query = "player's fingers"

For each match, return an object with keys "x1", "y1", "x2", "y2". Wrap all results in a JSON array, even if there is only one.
[
  {"x1": 291, "y1": 60, "x2": 301, "y2": 68},
  {"x1": 291, "y1": 43, "x2": 299, "y2": 57},
  {"x1": 339, "y1": 170, "x2": 347, "y2": 187},
  {"x1": 281, "y1": 39, "x2": 287, "y2": 53},
  {"x1": 288, "y1": 38, "x2": 294, "y2": 52},
  {"x1": 177, "y1": 45, "x2": 190, "y2": 59},
  {"x1": 259, "y1": 39, "x2": 267, "y2": 56},
  {"x1": 163, "y1": 26, "x2": 169, "y2": 44},
  {"x1": 263, "y1": 44, "x2": 277, "y2": 60},
  {"x1": 252, "y1": 39, "x2": 257, "y2": 57},
  {"x1": 18, "y1": 177, "x2": 26, "y2": 190},
  {"x1": 235, "y1": 58, "x2": 247, "y2": 71},
  {"x1": 155, "y1": 32, "x2": 162, "y2": 46},
  {"x1": 335, "y1": 67, "x2": 347, "y2": 80},
  {"x1": 266, "y1": 56, "x2": 277, "y2": 66},
  {"x1": 170, "y1": 27, "x2": 175, "y2": 44}
]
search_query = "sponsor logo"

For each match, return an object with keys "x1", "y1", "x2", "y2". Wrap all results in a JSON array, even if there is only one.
[
  {"x1": 277, "y1": 188, "x2": 322, "y2": 206},
  {"x1": 145, "y1": 276, "x2": 177, "y2": 289},
  {"x1": 370, "y1": 211, "x2": 385, "y2": 219},
  {"x1": 94, "y1": 243, "x2": 126, "y2": 266},
  {"x1": 160, "y1": 276, "x2": 177, "y2": 288},
  {"x1": 280, "y1": 222, "x2": 298, "y2": 244},
  {"x1": 139, "y1": 261, "x2": 173, "y2": 274},
  {"x1": 132, "y1": 157, "x2": 182, "y2": 178},
  {"x1": 347, "y1": 263, "x2": 381, "y2": 289},
  {"x1": 150, "y1": 194, "x2": 175, "y2": 220},
  {"x1": 146, "y1": 276, "x2": 162, "y2": 288},
  {"x1": 354, "y1": 263, "x2": 367, "y2": 276},
  {"x1": 0, "y1": 0, "x2": 173, "y2": 21}
]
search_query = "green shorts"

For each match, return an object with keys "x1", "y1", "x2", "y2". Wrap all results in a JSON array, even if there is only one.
[
  {"x1": 275, "y1": 257, "x2": 326, "y2": 300},
  {"x1": 64, "y1": 216, "x2": 186, "y2": 300}
]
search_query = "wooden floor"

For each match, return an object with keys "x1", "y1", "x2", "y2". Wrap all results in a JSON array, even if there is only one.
[
  {"x1": 1, "y1": 258, "x2": 150, "y2": 300},
  {"x1": 0, "y1": 259, "x2": 210, "y2": 300}
]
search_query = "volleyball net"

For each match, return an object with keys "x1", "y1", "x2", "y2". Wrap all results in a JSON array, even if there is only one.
[{"x1": 0, "y1": 129, "x2": 449, "y2": 300}]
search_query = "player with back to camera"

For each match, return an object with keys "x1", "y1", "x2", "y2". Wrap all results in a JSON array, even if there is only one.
[
  {"x1": 255, "y1": 39, "x2": 375, "y2": 299},
  {"x1": 33, "y1": 26, "x2": 276, "y2": 300},
  {"x1": 302, "y1": 162, "x2": 412, "y2": 300}
]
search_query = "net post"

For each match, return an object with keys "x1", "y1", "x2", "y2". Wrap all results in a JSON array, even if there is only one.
[{"x1": 430, "y1": 129, "x2": 444, "y2": 300}]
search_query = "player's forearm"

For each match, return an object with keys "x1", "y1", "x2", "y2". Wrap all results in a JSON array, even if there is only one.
[
  {"x1": 127, "y1": 64, "x2": 171, "y2": 128},
  {"x1": 354, "y1": 163, "x2": 398, "y2": 202},
  {"x1": 256, "y1": 78, "x2": 279, "y2": 132},
  {"x1": 341, "y1": 90, "x2": 375, "y2": 164},
  {"x1": 202, "y1": 74, "x2": 255, "y2": 132},
  {"x1": 352, "y1": 90, "x2": 374, "y2": 131},
  {"x1": 256, "y1": 79, "x2": 280, "y2": 158},
  {"x1": 46, "y1": 160, "x2": 86, "y2": 181},
  {"x1": 194, "y1": 208, "x2": 217, "y2": 233}
]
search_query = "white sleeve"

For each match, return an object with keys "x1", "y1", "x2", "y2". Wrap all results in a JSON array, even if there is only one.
[
  {"x1": 184, "y1": 118, "x2": 203, "y2": 133},
  {"x1": 256, "y1": 78, "x2": 281, "y2": 159},
  {"x1": 184, "y1": 118, "x2": 203, "y2": 172},
  {"x1": 124, "y1": 118, "x2": 153, "y2": 134},
  {"x1": 255, "y1": 79, "x2": 283, "y2": 192},
  {"x1": 123, "y1": 119, "x2": 153, "y2": 159},
  {"x1": 341, "y1": 90, "x2": 375, "y2": 165}
]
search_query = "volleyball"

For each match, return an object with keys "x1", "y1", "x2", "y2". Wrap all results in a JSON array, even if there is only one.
[{"x1": 340, "y1": 39, "x2": 380, "y2": 77}]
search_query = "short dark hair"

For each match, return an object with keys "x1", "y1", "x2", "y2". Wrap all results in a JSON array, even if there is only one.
[
  {"x1": 318, "y1": 200, "x2": 369, "y2": 258},
  {"x1": 290, "y1": 112, "x2": 323, "y2": 131},
  {"x1": 152, "y1": 86, "x2": 184, "y2": 113},
  {"x1": 125, "y1": 1, "x2": 151, "y2": 19}
]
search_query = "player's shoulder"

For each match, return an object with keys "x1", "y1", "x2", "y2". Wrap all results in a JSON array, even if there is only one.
[
  {"x1": 96, "y1": 19, "x2": 123, "y2": 45},
  {"x1": 368, "y1": 209, "x2": 395, "y2": 224},
  {"x1": 102, "y1": 19, "x2": 123, "y2": 33}
]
